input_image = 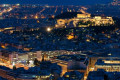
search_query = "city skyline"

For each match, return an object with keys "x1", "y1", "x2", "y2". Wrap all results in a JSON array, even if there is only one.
[{"x1": 0, "y1": 1, "x2": 120, "y2": 80}]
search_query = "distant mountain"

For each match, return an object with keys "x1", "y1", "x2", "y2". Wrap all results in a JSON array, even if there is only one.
[{"x1": 1, "y1": 0, "x2": 113, "y2": 5}]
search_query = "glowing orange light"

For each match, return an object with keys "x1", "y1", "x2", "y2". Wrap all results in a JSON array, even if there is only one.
[
  {"x1": 67, "y1": 35, "x2": 74, "y2": 40},
  {"x1": 1, "y1": 45, "x2": 6, "y2": 49},
  {"x1": 35, "y1": 15, "x2": 38, "y2": 19}
]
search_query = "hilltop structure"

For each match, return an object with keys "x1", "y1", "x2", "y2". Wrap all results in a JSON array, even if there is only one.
[{"x1": 55, "y1": 13, "x2": 114, "y2": 28}]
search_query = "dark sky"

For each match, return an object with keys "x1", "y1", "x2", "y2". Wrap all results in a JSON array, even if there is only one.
[{"x1": 0, "y1": 0, "x2": 113, "y2": 5}]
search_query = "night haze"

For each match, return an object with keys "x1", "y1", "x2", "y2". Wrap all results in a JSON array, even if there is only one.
[
  {"x1": 0, "y1": 0, "x2": 120, "y2": 80},
  {"x1": 1, "y1": 0, "x2": 113, "y2": 5}
]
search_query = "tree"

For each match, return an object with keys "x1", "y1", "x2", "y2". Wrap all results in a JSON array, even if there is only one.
[
  {"x1": 27, "y1": 60, "x2": 30, "y2": 65},
  {"x1": 42, "y1": 55, "x2": 45, "y2": 62},
  {"x1": 13, "y1": 65, "x2": 17, "y2": 70},
  {"x1": 34, "y1": 58, "x2": 39, "y2": 66}
]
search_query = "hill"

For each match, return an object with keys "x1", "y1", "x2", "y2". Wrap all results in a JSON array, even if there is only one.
[{"x1": 54, "y1": 12, "x2": 82, "y2": 19}]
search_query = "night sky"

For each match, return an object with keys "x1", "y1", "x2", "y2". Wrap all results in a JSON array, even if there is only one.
[{"x1": 0, "y1": 0, "x2": 112, "y2": 5}]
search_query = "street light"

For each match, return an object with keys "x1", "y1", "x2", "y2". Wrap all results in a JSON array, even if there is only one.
[{"x1": 47, "y1": 27, "x2": 51, "y2": 32}]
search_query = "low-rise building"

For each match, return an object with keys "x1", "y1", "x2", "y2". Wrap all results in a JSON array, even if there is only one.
[
  {"x1": 87, "y1": 69, "x2": 120, "y2": 80},
  {"x1": 94, "y1": 59, "x2": 120, "y2": 72}
]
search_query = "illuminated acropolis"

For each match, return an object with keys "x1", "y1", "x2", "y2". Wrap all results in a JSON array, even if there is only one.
[{"x1": 55, "y1": 13, "x2": 114, "y2": 28}]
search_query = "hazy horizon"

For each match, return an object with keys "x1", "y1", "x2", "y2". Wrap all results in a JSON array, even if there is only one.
[{"x1": 0, "y1": 0, "x2": 113, "y2": 5}]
